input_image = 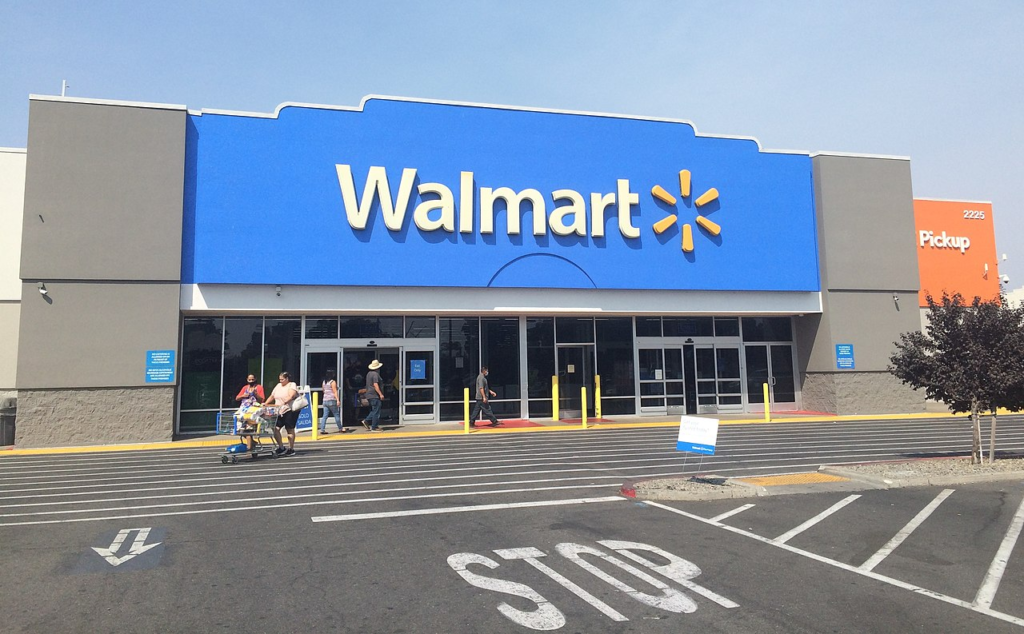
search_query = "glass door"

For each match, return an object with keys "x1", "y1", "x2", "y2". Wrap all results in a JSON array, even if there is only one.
[
  {"x1": 745, "y1": 344, "x2": 797, "y2": 412},
  {"x1": 306, "y1": 349, "x2": 339, "y2": 424},
  {"x1": 693, "y1": 345, "x2": 743, "y2": 413},
  {"x1": 343, "y1": 348, "x2": 400, "y2": 426},
  {"x1": 402, "y1": 347, "x2": 436, "y2": 422},
  {"x1": 638, "y1": 348, "x2": 665, "y2": 413},
  {"x1": 557, "y1": 345, "x2": 594, "y2": 418},
  {"x1": 638, "y1": 347, "x2": 686, "y2": 414}
]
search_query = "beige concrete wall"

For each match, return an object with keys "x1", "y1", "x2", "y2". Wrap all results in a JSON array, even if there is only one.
[
  {"x1": 0, "y1": 304, "x2": 20, "y2": 390},
  {"x1": 0, "y1": 148, "x2": 26, "y2": 392},
  {"x1": 802, "y1": 371, "x2": 924, "y2": 415},
  {"x1": 15, "y1": 387, "x2": 174, "y2": 447}
]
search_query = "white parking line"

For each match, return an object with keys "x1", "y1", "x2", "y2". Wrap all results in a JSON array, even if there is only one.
[
  {"x1": 974, "y1": 493, "x2": 1024, "y2": 609},
  {"x1": 859, "y1": 489, "x2": 955, "y2": 572},
  {"x1": 646, "y1": 501, "x2": 1024, "y2": 628},
  {"x1": 773, "y1": 495, "x2": 860, "y2": 544},
  {"x1": 710, "y1": 504, "x2": 756, "y2": 523},
  {"x1": 311, "y1": 496, "x2": 625, "y2": 522},
  {"x1": 0, "y1": 484, "x2": 617, "y2": 527}
]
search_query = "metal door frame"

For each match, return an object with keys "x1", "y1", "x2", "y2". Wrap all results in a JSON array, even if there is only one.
[{"x1": 556, "y1": 343, "x2": 595, "y2": 419}]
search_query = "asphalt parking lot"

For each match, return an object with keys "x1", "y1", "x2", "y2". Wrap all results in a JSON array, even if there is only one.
[{"x1": 3, "y1": 423, "x2": 1023, "y2": 632}]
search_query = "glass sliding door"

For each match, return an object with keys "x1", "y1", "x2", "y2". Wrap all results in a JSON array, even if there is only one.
[
  {"x1": 557, "y1": 345, "x2": 594, "y2": 418},
  {"x1": 638, "y1": 347, "x2": 686, "y2": 414},
  {"x1": 694, "y1": 345, "x2": 742, "y2": 413},
  {"x1": 402, "y1": 347, "x2": 436, "y2": 421},
  {"x1": 638, "y1": 348, "x2": 666, "y2": 412},
  {"x1": 306, "y1": 349, "x2": 340, "y2": 429}
]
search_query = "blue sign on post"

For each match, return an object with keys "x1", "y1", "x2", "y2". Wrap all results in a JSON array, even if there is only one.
[
  {"x1": 145, "y1": 350, "x2": 176, "y2": 383},
  {"x1": 410, "y1": 359, "x2": 426, "y2": 380},
  {"x1": 296, "y1": 397, "x2": 312, "y2": 431},
  {"x1": 836, "y1": 344, "x2": 855, "y2": 370}
]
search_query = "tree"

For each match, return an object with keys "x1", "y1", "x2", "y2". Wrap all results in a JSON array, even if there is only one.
[{"x1": 889, "y1": 292, "x2": 1024, "y2": 464}]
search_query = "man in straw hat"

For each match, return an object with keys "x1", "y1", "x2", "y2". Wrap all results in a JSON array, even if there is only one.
[{"x1": 362, "y1": 359, "x2": 385, "y2": 432}]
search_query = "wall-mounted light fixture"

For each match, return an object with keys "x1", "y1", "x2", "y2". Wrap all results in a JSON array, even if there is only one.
[
  {"x1": 37, "y1": 282, "x2": 48, "y2": 296},
  {"x1": 984, "y1": 263, "x2": 989, "y2": 278},
  {"x1": 275, "y1": 285, "x2": 282, "y2": 297},
  {"x1": 1001, "y1": 274, "x2": 1010, "y2": 285},
  {"x1": 892, "y1": 292, "x2": 899, "y2": 303}
]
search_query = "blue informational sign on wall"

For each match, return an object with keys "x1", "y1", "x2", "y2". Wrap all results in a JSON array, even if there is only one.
[
  {"x1": 183, "y1": 97, "x2": 820, "y2": 292},
  {"x1": 409, "y1": 359, "x2": 426, "y2": 381},
  {"x1": 145, "y1": 350, "x2": 175, "y2": 383},
  {"x1": 836, "y1": 344, "x2": 855, "y2": 370}
]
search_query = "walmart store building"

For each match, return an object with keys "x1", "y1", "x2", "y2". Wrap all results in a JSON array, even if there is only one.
[{"x1": 0, "y1": 94, "x2": 949, "y2": 447}]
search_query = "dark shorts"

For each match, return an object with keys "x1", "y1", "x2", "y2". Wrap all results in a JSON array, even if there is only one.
[{"x1": 277, "y1": 408, "x2": 300, "y2": 430}]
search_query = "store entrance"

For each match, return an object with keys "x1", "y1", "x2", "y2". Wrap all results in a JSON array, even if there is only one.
[
  {"x1": 744, "y1": 344, "x2": 797, "y2": 412},
  {"x1": 639, "y1": 344, "x2": 743, "y2": 415},
  {"x1": 557, "y1": 344, "x2": 595, "y2": 419},
  {"x1": 342, "y1": 348, "x2": 400, "y2": 427}
]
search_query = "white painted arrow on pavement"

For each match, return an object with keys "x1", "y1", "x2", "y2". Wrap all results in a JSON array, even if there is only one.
[{"x1": 91, "y1": 527, "x2": 161, "y2": 566}]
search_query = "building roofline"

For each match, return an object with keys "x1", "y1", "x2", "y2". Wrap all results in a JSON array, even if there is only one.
[
  {"x1": 29, "y1": 94, "x2": 187, "y2": 111},
  {"x1": 810, "y1": 150, "x2": 911, "y2": 161},
  {"x1": 189, "y1": 93, "x2": 814, "y2": 156},
  {"x1": 914, "y1": 197, "x2": 993, "y2": 205}
]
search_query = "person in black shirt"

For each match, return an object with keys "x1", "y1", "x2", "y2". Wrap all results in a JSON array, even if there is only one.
[{"x1": 470, "y1": 366, "x2": 501, "y2": 427}]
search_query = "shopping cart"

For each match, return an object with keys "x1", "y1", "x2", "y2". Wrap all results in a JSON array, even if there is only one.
[{"x1": 217, "y1": 406, "x2": 281, "y2": 464}]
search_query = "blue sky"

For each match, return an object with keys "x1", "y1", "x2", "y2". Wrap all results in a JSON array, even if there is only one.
[{"x1": 2, "y1": 1, "x2": 1022, "y2": 282}]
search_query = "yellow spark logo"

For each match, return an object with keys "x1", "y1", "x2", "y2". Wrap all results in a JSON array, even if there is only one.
[{"x1": 650, "y1": 169, "x2": 720, "y2": 253}]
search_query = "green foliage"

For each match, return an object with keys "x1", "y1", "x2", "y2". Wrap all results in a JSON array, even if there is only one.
[
  {"x1": 889, "y1": 292, "x2": 1024, "y2": 463},
  {"x1": 890, "y1": 292, "x2": 1024, "y2": 412}
]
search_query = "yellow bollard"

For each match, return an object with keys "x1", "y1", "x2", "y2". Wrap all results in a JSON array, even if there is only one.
[
  {"x1": 312, "y1": 391, "x2": 320, "y2": 440},
  {"x1": 464, "y1": 387, "x2": 470, "y2": 434},
  {"x1": 763, "y1": 382, "x2": 770, "y2": 423},
  {"x1": 581, "y1": 387, "x2": 588, "y2": 429},
  {"x1": 552, "y1": 375, "x2": 559, "y2": 421},
  {"x1": 594, "y1": 375, "x2": 602, "y2": 420}
]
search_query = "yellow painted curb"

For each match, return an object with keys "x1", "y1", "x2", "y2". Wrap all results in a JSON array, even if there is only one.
[{"x1": 0, "y1": 409, "x2": 1000, "y2": 457}]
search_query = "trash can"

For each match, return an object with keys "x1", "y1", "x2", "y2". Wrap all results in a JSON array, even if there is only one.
[{"x1": 0, "y1": 397, "x2": 16, "y2": 446}]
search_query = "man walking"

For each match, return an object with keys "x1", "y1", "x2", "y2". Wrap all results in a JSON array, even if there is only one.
[
  {"x1": 362, "y1": 359, "x2": 385, "y2": 432},
  {"x1": 470, "y1": 366, "x2": 501, "y2": 427}
]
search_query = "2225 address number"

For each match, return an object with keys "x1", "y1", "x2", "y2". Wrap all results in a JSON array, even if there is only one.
[{"x1": 963, "y1": 209, "x2": 986, "y2": 220}]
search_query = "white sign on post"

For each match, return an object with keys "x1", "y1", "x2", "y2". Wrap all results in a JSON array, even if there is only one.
[{"x1": 676, "y1": 416, "x2": 719, "y2": 455}]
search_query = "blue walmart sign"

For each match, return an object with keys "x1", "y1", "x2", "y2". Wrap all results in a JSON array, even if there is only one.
[{"x1": 182, "y1": 97, "x2": 819, "y2": 291}]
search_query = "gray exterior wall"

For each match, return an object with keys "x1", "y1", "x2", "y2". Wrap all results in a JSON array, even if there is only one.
[
  {"x1": 20, "y1": 99, "x2": 186, "y2": 281},
  {"x1": 796, "y1": 154, "x2": 926, "y2": 414},
  {"x1": 16, "y1": 98, "x2": 186, "y2": 446}
]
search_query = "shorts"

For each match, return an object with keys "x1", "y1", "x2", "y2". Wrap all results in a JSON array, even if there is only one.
[{"x1": 276, "y1": 408, "x2": 300, "y2": 430}]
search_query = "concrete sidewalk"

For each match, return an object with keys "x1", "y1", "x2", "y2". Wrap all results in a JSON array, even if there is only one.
[{"x1": 0, "y1": 410, "x2": 971, "y2": 457}]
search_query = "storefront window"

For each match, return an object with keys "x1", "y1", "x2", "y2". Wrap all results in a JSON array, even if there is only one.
[
  {"x1": 439, "y1": 317, "x2": 479, "y2": 402},
  {"x1": 263, "y1": 318, "x2": 301, "y2": 387},
  {"x1": 635, "y1": 317, "x2": 661, "y2": 337},
  {"x1": 481, "y1": 318, "x2": 520, "y2": 414},
  {"x1": 596, "y1": 317, "x2": 635, "y2": 400},
  {"x1": 406, "y1": 316, "x2": 436, "y2": 338},
  {"x1": 527, "y1": 317, "x2": 554, "y2": 400},
  {"x1": 305, "y1": 318, "x2": 338, "y2": 339},
  {"x1": 340, "y1": 316, "x2": 404, "y2": 338},
  {"x1": 741, "y1": 317, "x2": 793, "y2": 342},
  {"x1": 221, "y1": 317, "x2": 263, "y2": 409},
  {"x1": 555, "y1": 317, "x2": 595, "y2": 343},
  {"x1": 714, "y1": 317, "x2": 740, "y2": 337},
  {"x1": 180, "y1": 317, "x2": 223, "y2": 433},
  {"x1": 664, "y1": 317, "x2": 713, "y2": 337}
]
